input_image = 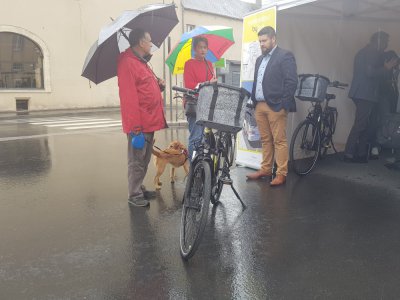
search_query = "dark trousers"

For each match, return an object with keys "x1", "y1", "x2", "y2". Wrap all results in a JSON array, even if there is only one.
[
  {"x1": 127, "y1": 132, "x2": 154, "y2": 198},
  {"x1": 345, "y1": 99, "x2": 375, "y2": 157},
  {"x1": 368, "y1": 93, "x2": 397, "y2": 149},
  {"x1": 187, "y1": 115, "x2": 203, "y2": 161}
]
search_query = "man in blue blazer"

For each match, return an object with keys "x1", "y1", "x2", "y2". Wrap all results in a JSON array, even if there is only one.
[
  {"x1": 344, "y1": 31, "x2": 397, "y2": 163},
  {"x1": 246, "y1": 26, "x2": 298, "y2": 186}
]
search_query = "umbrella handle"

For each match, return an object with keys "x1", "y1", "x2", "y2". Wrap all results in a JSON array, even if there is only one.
[{"x1": 119, "y1": 29, "x2": 131, "y2": 46}]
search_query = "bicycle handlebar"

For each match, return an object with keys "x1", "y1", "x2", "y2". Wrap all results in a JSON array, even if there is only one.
[{"x1": 172, "y1": 86, "x2": 197, "y2": 96}]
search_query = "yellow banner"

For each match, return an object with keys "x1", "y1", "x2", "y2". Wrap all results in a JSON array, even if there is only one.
[
  {"x1": 242, "y1": 7, "x2": 277, "y2": 43},
  {"x1": 236, "y1": 6, "x2": 277, "y2": 166},
  {"x1": 240, "y1": 7, "x2": 277, "y2": 85}
]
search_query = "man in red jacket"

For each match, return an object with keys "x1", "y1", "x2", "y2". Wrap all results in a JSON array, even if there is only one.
[{"x1": 117, "y1": 28, "x2": 167, "y2": 207}]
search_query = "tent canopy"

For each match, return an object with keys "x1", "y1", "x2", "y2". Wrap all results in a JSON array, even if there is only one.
[
  {"x1": 266, "y1": 0, "x2": 400, "y2": 22},
  {"x1": 258, "y1": 0, "x2": 400, "y2": 145}
]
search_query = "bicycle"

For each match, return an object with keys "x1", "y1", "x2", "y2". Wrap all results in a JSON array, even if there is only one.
[
  {"x1": 172, "y1": 84, "x2": 248, "y2": 260},
  {"x1": 290, "y1": 75, "x2": 348, "y2": 176}
]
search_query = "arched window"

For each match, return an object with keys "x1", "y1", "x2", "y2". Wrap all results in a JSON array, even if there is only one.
[{"x1": 0, "y1": 32, "x2": 44, "y2": 89}]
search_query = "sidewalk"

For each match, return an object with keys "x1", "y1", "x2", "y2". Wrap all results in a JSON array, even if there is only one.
[
  {"x1": 0, "y1": 107, "x2": 120, "y2": 120},
  {"x1": 0, "y1": 107, "x2": 188, "y2": 126}
]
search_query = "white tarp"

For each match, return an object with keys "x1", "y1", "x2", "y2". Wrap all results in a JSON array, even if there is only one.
[
  {"x1": 237, "y1": 0, "x2": 400, "y2": 169},
  {"x1": 271, "y1": 0, "x2": 400, "y2": 147}
]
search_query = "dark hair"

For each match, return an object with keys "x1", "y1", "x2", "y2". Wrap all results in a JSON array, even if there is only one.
[
  {"x1": 383, "y1": 50, "x2": 399, "y2": 61},
  {"x1": 192, "y1": 36, "x2": 208, "y2": 49},
  {"x1": 129, "y1": 28, "x2": 148, "y2": 47},
  {"x1": 258, "y1": 26, "x2": 276, "y2": 38},
  {"x1": 370, "y1": 31, "x2": 389, "y2": 45}
]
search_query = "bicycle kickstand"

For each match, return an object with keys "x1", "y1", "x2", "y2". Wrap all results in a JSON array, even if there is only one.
[{"x1": 230, "y1": 184, "x2": 246, "y2": 209}]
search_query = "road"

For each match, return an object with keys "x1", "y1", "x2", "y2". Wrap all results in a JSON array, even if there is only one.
[{"x1": 1, "y1": 109, "x2": 400, "y2": 299}]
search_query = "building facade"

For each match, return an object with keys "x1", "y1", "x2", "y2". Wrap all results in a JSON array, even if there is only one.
[{"x1": 0, "y1": 0, "x2": 256, "y2": 112}]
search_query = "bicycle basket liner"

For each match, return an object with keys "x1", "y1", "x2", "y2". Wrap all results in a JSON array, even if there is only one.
[
  {"x1": 196, "y1": 83, "x2": 250, "y2": 133},
  {"x1": 296, "y1": 74, "x2": 330, "y2": 102}
]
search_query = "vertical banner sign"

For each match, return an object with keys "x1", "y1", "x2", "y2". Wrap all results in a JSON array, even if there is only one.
[{"x1": 236, "y1": 7, "x2": 277, "y2": 169}]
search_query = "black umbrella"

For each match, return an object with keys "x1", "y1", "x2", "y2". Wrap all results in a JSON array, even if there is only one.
[{"x1": 81, "y1": 3, "x2": 178, "y2": 84}]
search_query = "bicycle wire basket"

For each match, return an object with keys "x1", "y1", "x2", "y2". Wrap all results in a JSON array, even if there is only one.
[
  {"x1": 296, "y1": 74, "x2": 330, "y2": 102},
  {"x1": 196, "y1": 82, "x2": 251, "y2": 133}
]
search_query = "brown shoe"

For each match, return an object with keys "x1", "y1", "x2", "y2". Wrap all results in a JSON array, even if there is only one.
[
  {"x1": 246, "y1": 170, "x2": 272, "y2": 180},
  {"x1": 270, "y1": 175, "x2": 286, "y2": 186}
]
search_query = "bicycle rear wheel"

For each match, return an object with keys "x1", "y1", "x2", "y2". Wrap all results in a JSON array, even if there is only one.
[
  {"x1": 290, "y1": 120, "x2": 321, "y2": 175},
  {"x1": 180, "y1": 160, "x2": 211, "y2": 260}
]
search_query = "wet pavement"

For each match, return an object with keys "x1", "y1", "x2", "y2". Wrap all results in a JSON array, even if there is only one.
[{"x1": 1, "y1": 110, "x2": 400, "y2": 299}]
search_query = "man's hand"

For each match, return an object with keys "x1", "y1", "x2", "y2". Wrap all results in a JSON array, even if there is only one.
[
  {"x1": 384, "y1": 57, "x2": 398, "y2": 70},
  {"x1": 210, "y1": 77, "x2": 218, "y2": 83},
  {"x1": 132, "y1": 130, "x2": 141, "y2": 135},
  {"x1": 158, "y1": 78, "x2": 166, "y2": 91}
]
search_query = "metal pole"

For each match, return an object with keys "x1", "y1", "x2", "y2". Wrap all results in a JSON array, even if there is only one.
[
  {"x1": 168, "y1": 36, "x2": 173, "y2": 122},
  {"x1": 175, "y1": 74, "x2": 178, "y2": 121},
  {"x1": 162, "y1": 0, "x2": 166, "y2": 109}
]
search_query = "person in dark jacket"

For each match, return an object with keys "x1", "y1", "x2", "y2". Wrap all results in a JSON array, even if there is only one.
[
  {"x1": 246, "y1": 26, "x2": 298, "y2": 186},
  {"x1": 344, "y1": 31, "x2": 398, "y2": 163},
  {"x1": 368, "y1": 50, "x2": 400, "y2": 159},
  {"x1": 380, "y1": 50, "x2": 399, "y2": 114}
]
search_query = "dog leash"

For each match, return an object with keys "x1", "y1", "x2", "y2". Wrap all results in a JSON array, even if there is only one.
[{"x1": 144, "y1": 138, "x2": 188, "y2": 158}]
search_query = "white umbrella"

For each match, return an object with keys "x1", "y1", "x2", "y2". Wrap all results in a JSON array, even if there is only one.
[{"x1": 82, "y1": 3, "x2": 178, "y2": 84}]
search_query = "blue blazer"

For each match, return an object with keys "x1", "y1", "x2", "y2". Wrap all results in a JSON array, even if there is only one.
[{"x1": 251, "y1": 46, "x2": 298, "y2": 112}]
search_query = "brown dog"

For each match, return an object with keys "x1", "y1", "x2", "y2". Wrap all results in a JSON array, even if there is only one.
[{"x1": 152, "y1": 140, "x2": 190, "y2": 190}]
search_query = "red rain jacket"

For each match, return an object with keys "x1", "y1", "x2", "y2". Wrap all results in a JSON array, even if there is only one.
[
  {"x1": 183, "y1": 58, "x2": 214, "y2": 89},
  {"x1": 117, "y1": 49, "x2": 166, "y2": 133}
]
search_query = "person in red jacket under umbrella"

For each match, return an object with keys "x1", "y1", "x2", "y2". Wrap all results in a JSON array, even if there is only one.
[
  {"x1": 117, "y1": 28, "x2": 167, "y2": 207},
  {"x1": 184, "y1": 36, "x2": 217, "y2": 160}
]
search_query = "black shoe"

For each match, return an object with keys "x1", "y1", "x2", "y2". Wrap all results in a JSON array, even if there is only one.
[
  {"x1": 141, "y1": 185, "x2": 157, "y2": 200},
  {"x1": 143, "y1": 190, "x2": 157, "y2": 199},
  {"x1": 369, "y1": 154, "x2": 379, "y2": 160},
  {"x1": 128, "y1": 196, "x2": 150, "y2": 207},
  {"x1": 342, "y1": 154, "x2": 368, "y2": 163},
  {"x1": 342, "y1": 154, "x2": 354, "y2": 163},
  {"x1": 352, "y1": 155, "x2": 368, "y2": 163}
]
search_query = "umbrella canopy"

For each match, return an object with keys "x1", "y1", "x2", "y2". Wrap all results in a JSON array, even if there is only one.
[
  {"x1": 165, "y1": 26, "x2": 234, "y2": 75},
  {"x1": 82, "y1": 3, "x2": 178, "y2": 84}
]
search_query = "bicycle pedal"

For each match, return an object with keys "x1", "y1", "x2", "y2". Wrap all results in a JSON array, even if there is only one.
[{"x1": 220, "y1": 177, "x2": 233, "y2": 184}]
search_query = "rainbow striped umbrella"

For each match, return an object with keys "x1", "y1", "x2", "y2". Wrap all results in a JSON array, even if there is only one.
[{"x1": 166, "y1": 26, "x2": 234, "y2": 74}]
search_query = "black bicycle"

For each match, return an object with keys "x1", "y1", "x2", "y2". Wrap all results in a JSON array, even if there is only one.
[
  {"x1": 290, "y1": 76, "x2": 348, "y2": 175},
  {"x1": 172, "y1": 85, "x2": 246, "y2": 260}
]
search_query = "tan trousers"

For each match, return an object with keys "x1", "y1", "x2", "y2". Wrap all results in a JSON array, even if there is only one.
[{"x1": 254, "y1": 101, "x2": 288, "y2": 176}]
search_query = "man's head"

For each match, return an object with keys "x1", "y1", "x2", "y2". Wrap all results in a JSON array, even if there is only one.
[
  {"x1": 370, "y1": 31, "x2": 389, "y2": 52},
  {"x1": 258, "y1": 26, "x2": 277, "y2": 55},
  {"x1": 383, "y1": 50, "x2": 400, "y2": 68},
  {"x1": 129, "y1": 28, "x2": 152, "y2": 56},
  {"x1": 192, "y1": 36, "x2": 209, "y2": 60}
]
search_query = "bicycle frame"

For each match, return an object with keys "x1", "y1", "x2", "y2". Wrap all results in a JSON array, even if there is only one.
[{"x1": 192, "y1": 128, "x2": 228, "y2": 182}]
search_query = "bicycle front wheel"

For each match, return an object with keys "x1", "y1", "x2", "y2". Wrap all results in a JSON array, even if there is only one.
[
  {"x1": 290, "y1": 120, "x2": 321, "y2": 175},
  {"x1": 180, "y1": 160, "x2": 211, "y2": 260}
]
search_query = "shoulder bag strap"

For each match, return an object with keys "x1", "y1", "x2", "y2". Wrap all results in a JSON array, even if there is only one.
[{"x1": 204, "y1": 59, "x2": 214, "y2": 81}]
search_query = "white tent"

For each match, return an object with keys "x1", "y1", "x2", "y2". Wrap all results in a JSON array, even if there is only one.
[{"x1": 263, "y1": 0, "x2": 400, "y2": 147}]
